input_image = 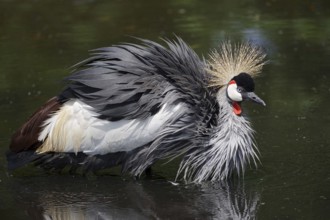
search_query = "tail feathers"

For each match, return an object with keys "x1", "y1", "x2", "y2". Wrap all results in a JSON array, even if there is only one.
[
  {"x1": 80, "y1": 152, "x2": 127, "y2": 172},
  {"x1": 7, "y1": 150, "x2": 127, "y2": 173},
  {"x1": 6, "y1": 150, "x2": 39, "y2": 170}
]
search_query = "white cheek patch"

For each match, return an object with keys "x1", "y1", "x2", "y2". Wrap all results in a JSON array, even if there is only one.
[{"x1": 227, "y1": 83, "x2": 243, "y2": 102}]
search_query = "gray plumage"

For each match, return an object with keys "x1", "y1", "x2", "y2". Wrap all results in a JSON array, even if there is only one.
[{"x1": 62, "y1": 39, "x2": 217, "y2": 121}]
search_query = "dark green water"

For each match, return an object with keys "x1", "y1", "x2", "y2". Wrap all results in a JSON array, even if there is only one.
[{"x1": 1, "y1": 0, "x2": 330, "y2": 219}]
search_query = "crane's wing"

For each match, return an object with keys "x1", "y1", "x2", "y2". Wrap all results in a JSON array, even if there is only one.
[{"x1": 60, "y1": 38, "x2": 218, "y2": 123}]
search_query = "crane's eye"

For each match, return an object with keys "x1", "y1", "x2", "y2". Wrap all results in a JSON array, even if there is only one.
[{"x1": 237, "y1": 87, "x2": 246, "y2": 93}]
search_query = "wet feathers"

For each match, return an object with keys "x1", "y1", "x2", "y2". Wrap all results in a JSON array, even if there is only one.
[{"x1": 8, "y1": 38, "x2": 266, "y2": 183}]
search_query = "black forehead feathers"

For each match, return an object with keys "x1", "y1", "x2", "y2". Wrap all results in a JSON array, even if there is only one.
[{"x1": 232, "y1": 72, "x2": 255, "y2": 92}]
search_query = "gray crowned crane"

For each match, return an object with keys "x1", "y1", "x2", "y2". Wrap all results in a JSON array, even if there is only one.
[{"x1": 7, "y1": 37, "x2": 267, "y2": 183}]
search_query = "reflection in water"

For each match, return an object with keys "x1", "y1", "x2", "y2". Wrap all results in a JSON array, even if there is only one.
[
  {"x1": 23, "y1": 180, "x2": 158, "y2": 220},
  {"x1": 29, "y1": 201, "x2": 148, "y2": 220},
  {"x1": 11, "y1": 177, "x2": 260, "y2": 220},
  {"x1": 197, "y1": 181, "x2": 260, "y2": 220}
]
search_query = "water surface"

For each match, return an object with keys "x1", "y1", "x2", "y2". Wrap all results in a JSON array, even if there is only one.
[{"x1": 0, "y1": 0, "x2": 330, "y2": 219}]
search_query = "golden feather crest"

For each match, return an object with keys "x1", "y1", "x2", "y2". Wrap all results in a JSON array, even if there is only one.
[{"x1": 207, "y1": 42, "x2": 267, "y2": 87}]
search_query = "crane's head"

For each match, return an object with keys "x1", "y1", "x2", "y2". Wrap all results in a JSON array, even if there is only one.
[
  {"x1": 207, "y1": 42, "x2": 267, "y2": 114},
  {"x1": 227, "y1": 72, "x2": 266, "y2": 106}
]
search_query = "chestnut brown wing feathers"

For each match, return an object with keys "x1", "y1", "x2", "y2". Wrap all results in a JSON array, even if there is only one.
[{"x1": 9, "y1": 97, "x2": 62, "y2": 153}]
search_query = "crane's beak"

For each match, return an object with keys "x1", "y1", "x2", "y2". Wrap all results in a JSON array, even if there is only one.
[{"x1": 245, "y1": 92, "x2": 266, "y2": 106}]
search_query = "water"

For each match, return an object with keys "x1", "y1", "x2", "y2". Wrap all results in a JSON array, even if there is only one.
[{"x1": 1, "y1": 0, "x2": 330, "y2": 219}]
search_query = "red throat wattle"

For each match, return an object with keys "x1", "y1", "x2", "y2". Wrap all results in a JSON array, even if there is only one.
[
  {"x1": 229, "y1": 80, "x2": 236, "y2": 85},
  {"x1": 232, "y1": 102, "x2": 242, "y2": 115}
]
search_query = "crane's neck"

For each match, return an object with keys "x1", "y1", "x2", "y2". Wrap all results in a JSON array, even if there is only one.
[{"x1": 178, "y1": 88, "x2": 259, "y2": 183}]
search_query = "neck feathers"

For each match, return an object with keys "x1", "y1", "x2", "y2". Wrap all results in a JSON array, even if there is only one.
[{"x1": 178, "y1": 88, "x2": 259, "y2": 183}]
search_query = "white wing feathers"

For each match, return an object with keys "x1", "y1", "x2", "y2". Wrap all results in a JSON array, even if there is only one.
[{"x1": 38, "y1": 99, "x2": 183, "y2": 155}]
